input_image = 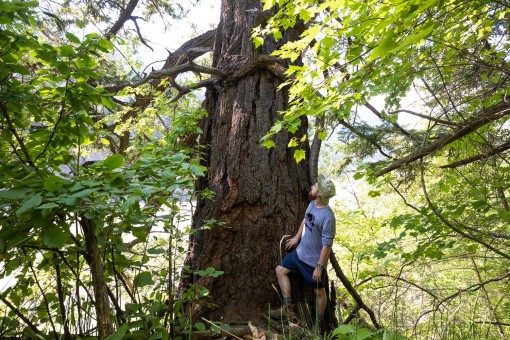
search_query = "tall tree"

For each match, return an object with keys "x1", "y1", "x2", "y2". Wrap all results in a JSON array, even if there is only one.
[{"x1": 183, "y1": 0, "x2": 312, "y2": 322}]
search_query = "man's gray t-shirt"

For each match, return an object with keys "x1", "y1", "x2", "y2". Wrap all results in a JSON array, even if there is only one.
[{"x1": 296, "y1": 202, "x2": 336, "y2": 267}]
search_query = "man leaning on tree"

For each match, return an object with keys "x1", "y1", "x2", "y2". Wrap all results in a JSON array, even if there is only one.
[{"x1": 271, "y1": 174, "x2": 336, "y2": 327}]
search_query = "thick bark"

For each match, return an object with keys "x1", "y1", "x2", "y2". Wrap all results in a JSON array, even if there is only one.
[{"x1": 183, "y1": 0, "x2": 311, "y2": 323}]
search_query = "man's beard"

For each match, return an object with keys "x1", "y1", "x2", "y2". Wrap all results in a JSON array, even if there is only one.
[{"x1": 309, "y1": 191, "x2": 318, "y2": 200}]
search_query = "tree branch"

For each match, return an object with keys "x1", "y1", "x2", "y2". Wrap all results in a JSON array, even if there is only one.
[
  {"x1": 414, "y1": 269, "x2": 510, "y2": 331},
  {"x1": 452, "y1": 219, "x2": 510, "y2": 240},
  {"x1": 329, "y1": 251, "x2": 382, "y2": 329},
  {"x1": 105, "y1": 61, "x2": 224, "y2": 92},
  {"x1": 339, "y1": 118, "x2": 394, "y2": 159},
  {"x1": 387, "y1": 109, "x2": 461, "y2": 127},
  {"x1": 376, "y1": 102, "x2": 510, "y2": 177},
  {"x1": 0, "y1": 101, "x2": 36, "y2": 167},
  {"x1": 440, "y1": 140, "x2": 510, "y2": 168},
  {"x1": 104, "y1": 29, "x2": 216, "y2": 93},
  {"x1": 420, "y1": 161, "x2": 510, "y2": 260},
  {"x1": 470, "y1": 258, "x2": 507, "y2": 339},
  {"x1": 310, "y1": 115, "x2": 325, "y2": 183},
  {"x1": 105, "y1": 0, "x2": 139, "y2": 38},
  {"x1": 23, "y1": 249, "x2": 58, "y2": 337},
  {"x1": 130, "y1": 16, "x2": 153, "y2": 51},
  {"x1": 0, "y1": 293, "x2": 42, "y2": 335},
  {"x1": 356, "y1": 273, "x2": 439, "y2": 301},
  {"x1": 364, "y1": 102, "x2": 414, "y2": 139}
]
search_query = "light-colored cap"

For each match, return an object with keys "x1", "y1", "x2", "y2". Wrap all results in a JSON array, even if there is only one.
[{"x1": 318, "y1": 174, "x2": 336, "y2": 206}]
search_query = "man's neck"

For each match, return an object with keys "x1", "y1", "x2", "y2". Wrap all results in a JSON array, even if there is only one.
[{"x1": 314, "y1": 197, "x2": 326, "y2": 208}]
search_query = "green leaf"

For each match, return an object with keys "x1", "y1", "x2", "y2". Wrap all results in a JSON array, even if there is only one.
[
  {"x1": 132, "y1": 226, "x2": 147, "y2": 241},
  {"x1": 71, "y1": 188, "x2": 96, "y2": 198},
  {"x1": 134, "y1": 272, "x2": 154, "y2": 287},
  {"x1": 103, "y1": 154, "x2": 123, "y2": 171},
  {"x1": 98, "y1": 39, "x2": 114, "y2": 51},
  {"x1": 194, "y1": 322, "x2": 206, "y2": 331},
  {"x1": 262, "y1": 0, "x2": 276, "y2": 11},
  {"x1": 288, "y1": 138, "x2": 299, "y2": 148},
  {"x1": 101, "y1": 96, "x2": 114, "y2": 108},
  {"x1": 253, "y1": 36, "x2": 264, "y2": 48},
  {"x1": 57, "y1": 62, "x2": 70, "y2": 74},
  {"x1": 368, "y1": 190, "x2": 380, "y2": 197},
  {"x1": 0, "y1": 188, "x2": 30, "y2": 200},
  {"x1": 105, "y1": 323, "x2": 128, "y2": 340},
  {"x1": 148, "y1": 247, "x2": 166, "y2": 255},
  {"x1": 332, "y1": 324, "x2": 356, "y2": 336},
  {"x1": 353, "y1": 172, "x2": 364, "y2": 180},
  {"x1": 37, "y1": 202, "x2": 59, "y2": 210},
  {"x1": 44, "y1": 176, "x2": 65, "y2": 192},
  {"x1": 66, "y1": 32, "x2": 81, "y2": 44},
  {"x1": 262, "y1": 139, "x2": 276, "y2": 149},
  {"x1": 190, "y1": 164, "x2": 205, "y2": 177},
  {"x1": 43, "y1": 225, "x2": 69, "y2": 248},
  {"x1": 299, "y1": 8, "x2": 312, "y2": 22},
  {"x1": 294, "y1": 149, "x2": 306, "y2": 163},
  {"x1": 391, "y1": 23, "x2": 435, "y2": 53},
  {"x1": 16, "y1": 193, "x2": 42, "y2": 215},
  {"x1": 355, "y1": 328, "x2": 373, "y2": 340},
  {"x1": 59, "y1": 45, "x2": 74, "y2": 57},
  {"x1": 472, "y1": 198, "x2": 489, "y2": 210}
]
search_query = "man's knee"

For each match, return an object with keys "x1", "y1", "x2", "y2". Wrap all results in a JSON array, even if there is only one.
[
  {"x1": 314, "y1": 288, "x2": 326, "y2": 297},
  {"x1": 276, "y1": 265, "x2": 288, "y2": 278}
]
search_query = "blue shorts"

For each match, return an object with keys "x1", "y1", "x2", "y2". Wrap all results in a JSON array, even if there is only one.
[{"x1": 280, "y1": 249, "x2": 326, "y2": 288}]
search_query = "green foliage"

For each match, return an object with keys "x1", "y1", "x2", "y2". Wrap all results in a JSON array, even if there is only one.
[{"x1": 0, "y1": 1, "x2": 219, "y2": 338}]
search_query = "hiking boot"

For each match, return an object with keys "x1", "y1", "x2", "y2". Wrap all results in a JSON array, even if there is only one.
[{"x1": 269, "y1": 304, "x2": 297, "y2": 321}]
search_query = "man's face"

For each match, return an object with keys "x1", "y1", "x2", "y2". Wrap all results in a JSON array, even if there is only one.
[{"x1": 309, "y1": 183, "x2": 319, "y2": 200}]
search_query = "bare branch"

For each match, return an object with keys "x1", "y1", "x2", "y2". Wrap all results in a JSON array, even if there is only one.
[
  {"x1": 414, "y1": 269, "x2": 510, "y2": 332},
  {"x1": 471, "y1": 258, "x2": 508, "y2": 339},
  {"x1": 130, "y1": 16, "x2": 153, "y2": 51},
  {"x1": 0, "y1": 293, "x2": 43, "y2": 335},
  {"x1": 356, "y1": 273, "x2": 439, "y2": 301},
  {"x1": 105, "y1": 61, "x2": 224, "y2": 92},
  {"x1": 169, "y1": 78, "x2": 215, "y2": 103},
  {"x1": 329, "y1": 251, "x2": 382, "y2": 329},
  {"x1": 440, "y1": 140, "x2": 510, "y2": 168},
  {"x1": 387, "y1": 109, "x2": 461, "y2": 127},
  {"x1": 376, "y1": 102, "x2": 510, "y2": 177},
  {"x1": 105, "y1": 0, "x2": 139, "y2": 38},
  {"x1": 339, "y1": 118, "x2": 394, "y2": 159},
  {"x1": 364, "y1": 102, "x2": 414, "y2": 139},
  {"x1": 104, "y1": 29, "x2": 216, "y2": 93},
  {"x1": 388, "y1": 181, "x2": 421, "y2": 213},
  {"x1": 452, "y1": 220, "x2": 510, "y2": 240}
]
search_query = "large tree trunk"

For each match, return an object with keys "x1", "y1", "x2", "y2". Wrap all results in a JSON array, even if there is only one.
[{"x1": 183, "y1": 0, "x2": 311, "y2": 323}]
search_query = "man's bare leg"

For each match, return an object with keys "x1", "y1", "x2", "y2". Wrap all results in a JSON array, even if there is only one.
[
  {"x1": 315, "y1": 288, "x2": 327, "y2": 320},
  {"x1": 276, "y1": 265, "x2": 291, "y2": 302},
  {"x1": 270, "y1": 265, "x2": 296, "y2": 319}
]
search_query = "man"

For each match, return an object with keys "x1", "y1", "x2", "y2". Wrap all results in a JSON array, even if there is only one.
[{"x1": 271, "y1": 174, "x2": 336, "y2": 325}]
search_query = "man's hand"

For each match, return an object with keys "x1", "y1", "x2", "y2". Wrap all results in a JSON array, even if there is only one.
[
  {"x1": 313, "y1": 267, "x2": 322, "y2": 282},
  {"x1": 285, "y1": 236, "x2": 300, "y2": 250}
]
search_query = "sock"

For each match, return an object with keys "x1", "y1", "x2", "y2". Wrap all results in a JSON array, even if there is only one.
[{"x1": 282, "y1": 296, "x2": 292, "y2": 305}]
